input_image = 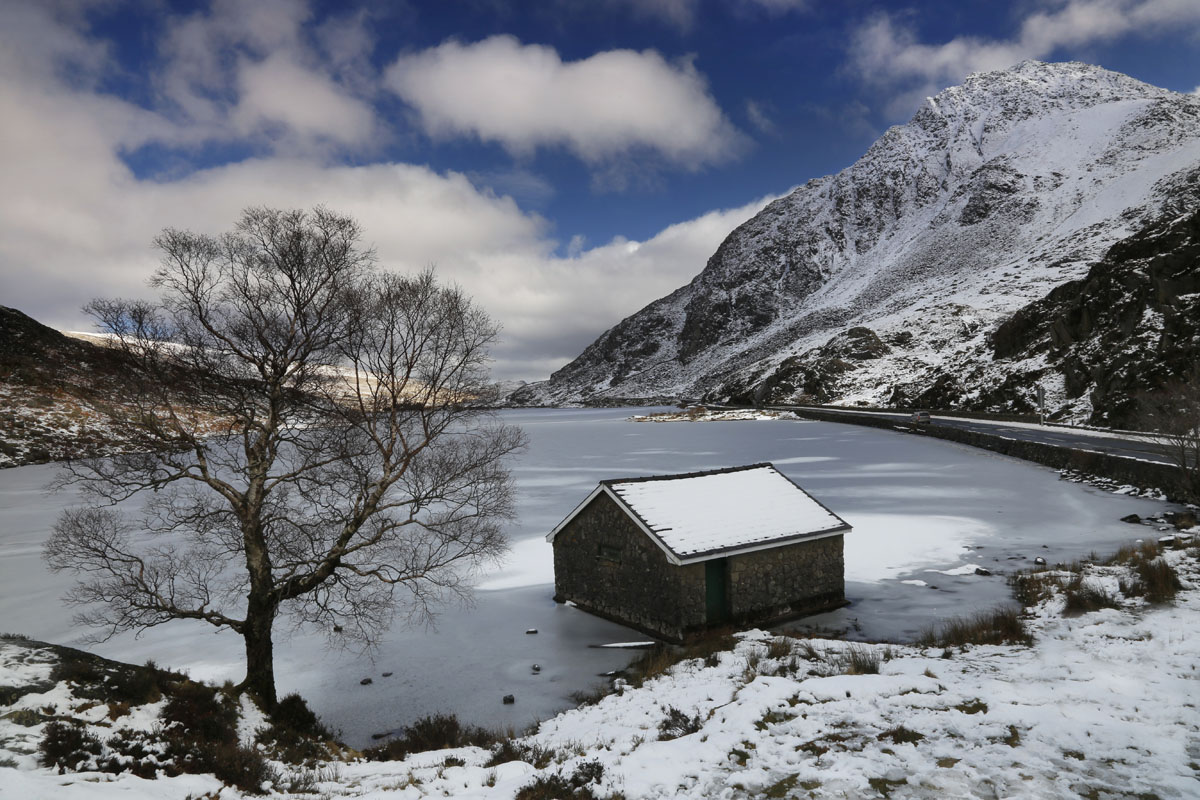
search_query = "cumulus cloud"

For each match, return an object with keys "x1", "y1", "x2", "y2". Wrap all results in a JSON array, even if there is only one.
[
  {"x1": 849, "y1": 0, "x2": 1200, "y2": 116},
  {"x1": 384, "y1": 35, "x2": 745, "y2": 168},
  {"x1": 149, "y1": 0, "x2": 381, "y2": 153},
  {"x1": 0, "y1": 4, "x2": 770, "y2": 381},
  {"x1": 230, "y1": 52, "x2": 379, "y2": 149},
  {"x1": 486, "y1": 193, "x2": 778, "y2": 375}
]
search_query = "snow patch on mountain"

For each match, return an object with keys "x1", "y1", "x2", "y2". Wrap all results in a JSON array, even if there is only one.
[{"x1": 518, "y1": 61, "x2": 1200, "y2": 419}]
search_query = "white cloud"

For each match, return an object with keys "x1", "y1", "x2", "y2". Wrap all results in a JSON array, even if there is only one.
[
  {"x1": 0, "y1": 5, "x2": 770, "y2": 382},
  {"x1": 150, "y1": 0, "x2": 380, "y2": 153},
  {"x1": 849, "y1": 0, "x2": 1200, "y2": 115},
  {"x1": 745, "y1": 99, "x2": 778, "y2": 136},
  {"x1": 384, "y1": 35, "x2": 745, "y2": 168},
  {"x1": 231, "y1": 52, "x2": 379, "y2": 149},
  {"x1": 1193, "y1": 85, "x2": 1200, "y2": 95}
]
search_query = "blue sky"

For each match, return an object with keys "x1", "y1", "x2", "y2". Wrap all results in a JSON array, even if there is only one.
[{"x1": 2, "y1": 0, "x2": 1199, "y2": 379}]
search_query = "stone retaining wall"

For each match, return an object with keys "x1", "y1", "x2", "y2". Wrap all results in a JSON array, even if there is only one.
[{"x1": 787, "y1": 408, "x2": 1191, "y2": 503}]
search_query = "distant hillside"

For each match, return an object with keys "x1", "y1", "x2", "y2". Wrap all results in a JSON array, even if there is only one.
[
  {"x1": 514, "y1": 61, "x2": 1200, "y2": 425},
  {"x1": 0, "y1": 306, "x2": 131, "y2": 467}
]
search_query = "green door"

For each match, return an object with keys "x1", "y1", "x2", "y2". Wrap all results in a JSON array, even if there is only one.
[{"x1": 705, "y1": 558, "x2": 729, "y2": 624}]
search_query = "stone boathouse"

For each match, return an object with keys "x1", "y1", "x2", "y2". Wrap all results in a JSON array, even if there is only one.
[{"x1": 546, "y1": 463, "x2": 851, "y2": 642}]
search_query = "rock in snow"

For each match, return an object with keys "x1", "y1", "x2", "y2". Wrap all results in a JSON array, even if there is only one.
[{"x1": 514, "y1": 61, "x2": 1200, "y2": 426}]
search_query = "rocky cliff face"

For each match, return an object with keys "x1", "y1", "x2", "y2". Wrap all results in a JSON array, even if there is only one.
[
  {"x1": 984, "y1": 206, "x2": 1200, "y2": 427},
  {"x1": 513, "y1": 61, "x2": 1200, "y2": 422}
]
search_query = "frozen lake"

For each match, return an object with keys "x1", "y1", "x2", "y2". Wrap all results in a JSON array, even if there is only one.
[{"x1": 0, "y1": 407, "x2": 1178, "y2": 747}]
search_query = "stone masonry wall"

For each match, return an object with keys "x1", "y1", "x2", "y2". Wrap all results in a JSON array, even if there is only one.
[
  {"x1": 553, "y1": 491, "x2": 847, "y2": 641},
  {"x1": 788, "y1": 408, "x2": 1193, "y2": 502},
  {"x1": 552, "y1": 491, "x2": 688, "y2": 640},
  {"x1": 727, "y1": 534, "x2": 845, "y2": 623}
]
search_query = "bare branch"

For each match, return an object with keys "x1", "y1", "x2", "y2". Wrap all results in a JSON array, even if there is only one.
[{"x1": 47, "y1": 207, "x2": 524, "y2": 707}]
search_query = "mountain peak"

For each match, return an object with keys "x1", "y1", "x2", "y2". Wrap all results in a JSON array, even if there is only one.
[
  {"x1": 526, "y1": 64, "x2": 1200, "y2": 423},
  {"x1": 916, "y1": 60, "x2": 1169, "y2": 130}
]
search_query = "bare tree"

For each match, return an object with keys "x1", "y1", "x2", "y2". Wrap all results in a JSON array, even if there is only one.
[
  {"x1": 1137, "y1": 371, "x2": 1200, "y2": 504},
  {"x1": 44, "y1": 207, "x2": 526, "y2": 707}
]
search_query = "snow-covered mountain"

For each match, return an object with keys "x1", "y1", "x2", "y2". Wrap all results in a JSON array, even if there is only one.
[{"x1": 515, "y1": 61, "x2": 1200, "y2": 424}]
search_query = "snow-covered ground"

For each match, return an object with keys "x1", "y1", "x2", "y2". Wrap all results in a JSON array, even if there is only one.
[
  {"x1": 0, "y1": 407, "x2": 1187, "y2": 750},
  {"x1": 3, "y1": 544, "x2": 1197, "y2": 798}
]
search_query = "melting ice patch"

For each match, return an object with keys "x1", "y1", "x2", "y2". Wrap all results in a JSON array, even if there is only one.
[
  {"x1": 476, "y1": 536, "x2": 554, "y2": 591},
  {"x1": 841, "y1": 513, "x2": 988, "y2": 583}
]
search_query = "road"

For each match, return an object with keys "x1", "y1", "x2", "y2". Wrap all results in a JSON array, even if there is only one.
[{"x1": 769, "y1": 405, "x2": 1177, "y2": 467}]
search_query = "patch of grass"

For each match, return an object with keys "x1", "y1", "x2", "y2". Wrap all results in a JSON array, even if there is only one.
[
  {"x1": 363, "y1": 713, "x2": 498, "y2": 761},
  {"x1": 1099, "y1": 539, "x2": 1183, "y2": 604},
  {"x1": 795, "y1": 639, "x2": 823, "y2": 661},
  {"x1": 568, "y1": 683, "x2": 613, "y2": 707},
  {"x1": 658, "y1": 706, "x2": 703, "y2": 740},
  {"x1": 1134, "y1": 558, "x2": 1182, "y2": 604},
  {"x1": 624, "y1": 645, "x2": 677, "y2": 688},
  {"x1": 101, "y1": 728, "x2": 168, "y2": 780},
  {"x1": 624, "y1": 630, "x2": 738, "y2": 688},
  {"x1": 257, "y1": 692, "x2": 336, "y2": 765},
  {"x1": 763, "y1": 774, "x2": 800, "y2": 798},
  {"x1": 5, "y1": 709, "x2": 44, "y2": 727},
  {"x1": 50, "y1": 651, "x2": 182, "y2": 706},
  {"x1": 485, "y1": 740, "x2": 556, "y2": 770},
  {"x1": 1009, "y1": 571, "x2": 1059, "y2": 607},
  {"x1": 514, "y1": 760, "x2": 603, "y2": 800},
  {"x1": 869, "y1": 776, "x2": 907, "y2": 797},
  {"x1": 954, "y1": 699, "x2": 988, "y2": 715},
  {"x1": 39, "y1": 721, "x2": 103, "y2": 772},
  {"x1": 161, "y1": 681, "x2": 237, "y2": 745},
  {"x1": 840, "y1": 644, "x2": 881, "y2": 675},
  {"x1": 936, "y1": 757, "x2": 960, "y2": 768},
  {"x1": 920, "y1": 607, "x2": 1030, "y2": 648},
  {"x1": 175, "y1": 740, "x2": 279, "y2": 794},
  {"x1": 878, "y1": 726, "x2": 924, "y2": 745},
  {"x1": 755, "y1": 709, "x2": 795, "y2": 731},
  {"x1": 765, "y1": 637, "x2": 792, "y2": 660},
  {"x1": 796, "y1": 731, "x2": 855, "y2": 758},
  {"x1": 1105, "y1": 539, "x2": 1162, "y2": 565},
  {"x1": 1000, "y1": 725, "x2": 1022, "y2": 748},
  {"x1": 1062, "y1": 576, "x2": 1120, "y2": 615}
]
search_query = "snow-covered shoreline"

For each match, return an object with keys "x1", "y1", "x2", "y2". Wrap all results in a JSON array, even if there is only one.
[{"x1": 3, "y1": 541, "x2": 1197, "y2": 799}]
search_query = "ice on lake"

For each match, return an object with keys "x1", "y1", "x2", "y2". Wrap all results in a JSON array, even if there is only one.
[{"x1": 0, "y1": 407, "x2": 1179, "y2": 747}]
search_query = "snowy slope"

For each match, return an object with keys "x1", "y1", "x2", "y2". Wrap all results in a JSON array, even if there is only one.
[
  {"x1": 4, "y1": 541, "x2": 1198, "y2": 798},
  {"x1": 519, "y1": 62, "x2": 1200, "y2": 418}
]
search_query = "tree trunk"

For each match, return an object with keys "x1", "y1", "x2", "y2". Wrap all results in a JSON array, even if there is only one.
[{"x1": 240, "y1": 596, "x2": 279, "y2": 709}]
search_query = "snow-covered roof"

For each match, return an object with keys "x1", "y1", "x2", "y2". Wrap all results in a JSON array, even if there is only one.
[{"x1": 546, "y1": 463, "x2": 850, "y2": 565}]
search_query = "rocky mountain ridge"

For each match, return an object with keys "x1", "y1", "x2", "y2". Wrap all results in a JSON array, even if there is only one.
[{"x1": 514, "y1": 61, "x2": 1200, "y2": 424}]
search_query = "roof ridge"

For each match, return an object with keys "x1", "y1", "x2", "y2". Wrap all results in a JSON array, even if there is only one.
[{"x1": 601, "y1": 462, "x2": 775, "y2": 487}]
